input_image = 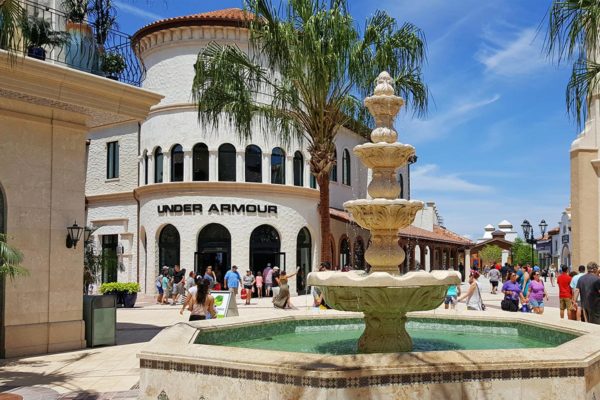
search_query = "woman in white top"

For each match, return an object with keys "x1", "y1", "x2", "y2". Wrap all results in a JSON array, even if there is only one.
[
  {"x1": 458, "y1": 271, "x2": 484, "y2": 311},
  {"x1": 180, "y1": 278, "x2": 217, "y2": 321}
]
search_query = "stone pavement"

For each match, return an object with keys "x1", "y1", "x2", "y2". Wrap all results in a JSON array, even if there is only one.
[{"x1": 0, "y1": 277, "x2": 573, "y2": 399}]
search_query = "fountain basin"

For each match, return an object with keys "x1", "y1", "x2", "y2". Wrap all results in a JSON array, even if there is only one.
[
  {"x1": 138, "y1": 310, "x2": 600, "y2": 400},
  {"x1": 343, "y1": 199, "x2": 424, "y2": 231},
  {"x1": 353, "y1": 142, "x2": 415, "y2": 169}
]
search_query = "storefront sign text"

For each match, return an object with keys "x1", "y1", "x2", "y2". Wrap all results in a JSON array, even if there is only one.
[{"x1": 157, "y1": 203, "x2": 277, "y2": 215}]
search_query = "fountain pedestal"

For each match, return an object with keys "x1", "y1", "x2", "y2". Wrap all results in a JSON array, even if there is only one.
[{"x1": 308, "y1": 71, "x2": 460, "y2": 353}]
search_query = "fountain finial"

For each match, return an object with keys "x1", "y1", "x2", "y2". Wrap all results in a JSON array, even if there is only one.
[{"x1": 373, "y1": 71, "x2": 395, "y2": 96}]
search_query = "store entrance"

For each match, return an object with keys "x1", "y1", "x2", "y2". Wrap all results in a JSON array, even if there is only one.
[
  {"x1": 197, "y1": 223, "x2": 231, "y2": 285},
  {"x1": 249, "y1": 225, "x2": 281, "y2": 275}
]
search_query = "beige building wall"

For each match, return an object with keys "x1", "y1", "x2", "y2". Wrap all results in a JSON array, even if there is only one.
[
  {"x1": 570, "y1": 96, "x2": 600, "y2": 268},
  {"x1": 0, "y1": 52, "x2": 162, "y2": 358}
]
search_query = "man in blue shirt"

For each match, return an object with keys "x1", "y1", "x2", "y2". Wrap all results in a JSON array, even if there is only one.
[{"x1": 224, "y1": 265, "x2": 242, "y2": 296}]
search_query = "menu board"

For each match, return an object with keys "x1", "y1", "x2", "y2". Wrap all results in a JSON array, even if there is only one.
[{"x1": 210, "y1": 290, "x2": 238, "y2": 318}]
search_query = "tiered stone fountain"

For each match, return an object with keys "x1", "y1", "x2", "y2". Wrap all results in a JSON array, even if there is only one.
[{"x1": 308, "y1": 71, "x2": 461, "y2": 353}]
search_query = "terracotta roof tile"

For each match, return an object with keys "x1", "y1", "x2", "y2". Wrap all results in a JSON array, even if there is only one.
[
  {"x1": 133, "y1": 8, "x2": 255, "y2": 42},
  {"x1": 330, "y1": 208, "x2": 473, "y2": 246}
]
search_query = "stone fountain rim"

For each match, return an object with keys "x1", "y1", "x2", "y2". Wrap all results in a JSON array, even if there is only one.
[
  {"x1": 343, "y1": 198, "x2": 424, "y2": 207},
  {"x1": 306, "y1": 270, "x2": 460, "y2": 287},
  {"x1": 353, "y1": 142, "x2": 415, "y2": 150}
]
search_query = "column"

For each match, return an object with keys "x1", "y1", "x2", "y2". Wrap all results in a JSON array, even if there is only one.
[
  {"x1": 237, "y1": 151, "x2": 244, "y2": 182},
  {"x1": 164, "y1": 153, "x2": 171, "y2": 182},
  {"x1": 148, "y1": 155, "x2": 155, "y2": 184},
  {"x1": 304, "y1": 159, "x2": 311, "y2": 187},
  {"x1": 184, "y1": 150, "x2": 192, "y2": 181},
  {"x1": 410, "y1": 246, "x2": 416, "y2": 270},
  {"x1": 138, "y1": 155, "x2": 143, "y2": 186},
  {"x1": 209, "y1": 150, "x2": 218, "y2": 181},
  {"x1": 262, "y1": 153, "x2": 270, "y2": 183},
  {"x1": 465, "y1": 249, "x2": 471, "y2": 282},
  {"x1": 420, "y1": 244, "x2": 426, "y2": 271},
  {"x1": 285, "y1": 155, "x2": 293, "y2": 185}
]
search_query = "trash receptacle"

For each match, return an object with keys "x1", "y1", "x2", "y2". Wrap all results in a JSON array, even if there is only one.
[{"x1": 83, "y1": 295, "x2": 116, "y2": 347}]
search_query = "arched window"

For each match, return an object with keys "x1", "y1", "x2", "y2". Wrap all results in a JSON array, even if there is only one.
[
  {"x1": 250, "y1": 225, "x2": 281, "y2": 273},
  {"x1": 245, "y1": 145, "x2": 262, "y2": 183},
  {"x1": 271, "y1": 147, "x2": 286, "y2": 184},
  {"x1": 218, "y1": 144, "x2": 236, "y2": 182},
  {"x1": 310, "y1": 174, "x2": 317, "y2": 189},
  {"x1": 171, "y1": 144, "x2": 184, "y2": 182},
  {"x1": 197, "y1": 224, "x2": 231, "y2": 281},
  {"x1": 143, "y1": 151, "x2": 148, "y2": 185},
  {"x1": 159, "y1": 224, "x2": 180, "y2": 268},
  {"x1": 154, "y1": 147, "x2": 163, "y2": 183},
  {"x1": 293, "y1": 151, "x2": 303, "y2": 186},
  {"x1": 342, "y1": 149, "x2": 351, "y2": 185},
  {"x1": 193, "y1": 143, "x2": 209, "y2": 181},
  {"x1": 330, "y1": 149, "x2": 337, "y2": 182},
  {"x1": 340, "y1": 237, "x2": 350, "y2": 268},
  {"x1": 296, "y1": 228, "x2": 311, "y2": 294},
  {"x1": 354, "y1": 237, "x2": 365, "y2": 269}
]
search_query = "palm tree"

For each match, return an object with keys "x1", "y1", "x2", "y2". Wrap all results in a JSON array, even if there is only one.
[
  {"x1": 0, "y1": 0, "x2": 25, "y2": 57},
  {"x1": 546, "y1": 0, "x2": 600, "y2": 128},
  {"x1": 192, "y1": 0, "x2": 428, "y2": 265},
  {"x1": 0, "y1": 233, "x2": 27, "y2": 281}
]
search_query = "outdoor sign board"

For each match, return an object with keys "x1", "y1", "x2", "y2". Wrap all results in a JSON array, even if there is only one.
[{"x1": 210, "y1": 290, "x2": 238, "y2": 318}]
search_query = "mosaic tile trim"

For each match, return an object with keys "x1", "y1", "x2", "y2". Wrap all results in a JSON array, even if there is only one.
[{"x1": 140, "y1": 359, "x2": 585, "y2": 388}]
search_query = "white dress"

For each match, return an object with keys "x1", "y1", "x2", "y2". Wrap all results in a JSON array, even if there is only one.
[{"x1": 466, "y1": 282, "x2": 482, "y2": 310}]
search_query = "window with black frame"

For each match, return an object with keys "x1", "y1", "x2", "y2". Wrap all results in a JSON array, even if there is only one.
[
  {"x1": 293, "y1": 151, "x2": 303, "y2": 186},
  {"x1": 245, "y1": 145, "x2": 262, "y2": 183},
  {"x1": 342, "y1": 149, "x2": 351, "y2": 185},
  {"x1": 271, "y1": 147, "x2": 286, "y2": 184},
  {"x1": 154, "y1": 147, "x2": 163, "y2": 183},
  {"x1": 107, "y1": 141, "x2": 119, "y2": 179},
  {"x1": 330, "y1": 149, "x2": 337, "y2": 182},
  {"x1": 193, "y1": 143, "x2": 209, "y2": 181},
  {"x1": 171, "y1": 144, "x2": 184, "y2": 182},
  {"x1": 218, "y1": 144, "x2": 236, "y2": 182}
]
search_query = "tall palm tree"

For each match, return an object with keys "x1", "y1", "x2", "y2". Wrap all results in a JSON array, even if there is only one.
[
  {"x1": 192, "y1": 0, "x2": 428, "y2": 265},
  {"x1": 0, "y1": 233, "x2": 27, "y2": 281},
  {"x1": 546, "y1": 0, "x2": 600, "y2": 128}
]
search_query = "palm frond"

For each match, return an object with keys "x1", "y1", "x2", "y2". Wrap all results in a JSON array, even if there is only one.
[
  {"x1": 567, "y1": 57, "x2": 600, "y2": 125},
  {"x1": 0, "y1": 0, "x2": 26, "y2": 60},
  {"x1": 0, "y1": 233, "x2": 28, "y2": 281}
]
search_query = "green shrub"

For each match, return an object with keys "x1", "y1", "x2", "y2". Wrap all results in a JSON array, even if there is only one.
[{"x1": 99, "y1": 282, "x2": 140, "y2": 294}]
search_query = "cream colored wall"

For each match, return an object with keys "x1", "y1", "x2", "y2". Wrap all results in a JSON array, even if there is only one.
[
  {"x1": 0, "y1": 98, "x2": 87, "y2": 357},
  {"x1": 570, "y1": 148, "x2": 599, "y2": 267}
]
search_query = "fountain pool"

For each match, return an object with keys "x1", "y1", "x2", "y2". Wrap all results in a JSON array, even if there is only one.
[
  {"x1": 139, "y1": 310, "x2": 600, "y2": 400},
  {"x1": 199, "y1": 317, "x2": 576, "y2": 354}
]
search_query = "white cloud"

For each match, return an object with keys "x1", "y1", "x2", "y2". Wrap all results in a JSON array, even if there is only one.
[
  {"x1": 114, "y1": 1, "x2": 164, "y2": 21},
  {"x1": 411, "y1": 164, "x2": 492, "y2": 193},
  {"x1": 399, "y1": 93, "x2": 500, "y2": 142},
  {"x1": 476, "y1": 27, "x2": 548, "y2": 76}
]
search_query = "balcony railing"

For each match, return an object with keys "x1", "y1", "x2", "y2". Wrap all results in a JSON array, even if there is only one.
[{"x1": 2, "y1": 0, "x2": 144, "y2": 86}]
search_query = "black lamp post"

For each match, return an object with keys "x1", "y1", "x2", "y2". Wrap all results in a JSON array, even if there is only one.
[
  {"x1": 66, "y1": 221, "x2": 84, "y2": 249},
  {"x1": 521, "y1": 219, "x2": 547, "y2": 266}
]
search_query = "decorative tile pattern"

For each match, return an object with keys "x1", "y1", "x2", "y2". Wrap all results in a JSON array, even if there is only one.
[{"x1": 139, "y1": 358, "x2": 586, "y2": 388}]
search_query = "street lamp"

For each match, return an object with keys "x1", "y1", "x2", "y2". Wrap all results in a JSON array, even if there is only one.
[{"x1": 521, "y1": 219, "x2": 547, "y2": 266}]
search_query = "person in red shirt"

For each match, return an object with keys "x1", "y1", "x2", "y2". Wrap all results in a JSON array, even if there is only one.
[{"x1": 557, "y1": 265, "x2": 573, "y2": 319}]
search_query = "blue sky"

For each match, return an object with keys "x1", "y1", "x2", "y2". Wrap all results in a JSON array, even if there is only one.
[{"x1": 115, "y1": 0, "x2": 574, "y2": 240}]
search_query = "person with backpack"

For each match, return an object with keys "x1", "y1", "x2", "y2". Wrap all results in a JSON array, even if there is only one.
[{"x1": 155, "y1": 268, "x2": 165, "y2": 304}]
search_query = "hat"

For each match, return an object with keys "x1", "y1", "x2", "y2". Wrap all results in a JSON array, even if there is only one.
[
  {"x1": 273, "y1": 266, "x2": 280, "y2": 271},
  {"x1": 533, "y1": 266, "x2": 540, "y2": 272}
]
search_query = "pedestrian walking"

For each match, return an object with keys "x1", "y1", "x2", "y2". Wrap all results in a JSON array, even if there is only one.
[
  {"x1": 575, "y1": 262, "x2": 600, "y2": 322},
  {"x1": 272, "y1": 266, "x2": 281, "y2": 298},
  {"x1": 155, "y1": 269, "x2": 165, "y2": 304},
  {"x1": 255, "y1": 271, "x2": 263, "y2": 298},
  {"x1": 444, "y1": 283, "x2": 461, "y2": 310},
  {"x1": 203, "y1": 265, "x2": 217, "y2": 289},
  {"x1": 570, "y1": 265, "x2": 586, "y2": 321},
  {"x1": 529, "y1": 270, "x2": 548, "y2": 314},
  {"x1": 242, "y1": 270, "x2": 255, "y2": 305},
  {"x1": 501, "y1": 272, "x2": 524, "y2": 312},
  {"x1": 171, "y1": 265, "x2": 186, "y2": 305},
  {"x1": 488, "y1": 267, "x2": 501, "y2": 294},
  {"x1": 263, "y1": 263, "x2": 273, "y2": 297},
  {"x1": 180, "y1": 278, "x2": 217, "y2": 321},
  {"x1": 557, "y1": 265, "x2": 573, "y2": 319},
  {"x1": 224, "y1": 265, "x2": 242, "y2": 299},
  {"x1": 457, "y1": 271, "x2": 485, "y2": 311}
]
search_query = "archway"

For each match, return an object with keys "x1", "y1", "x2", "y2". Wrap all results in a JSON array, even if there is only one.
[
  {"x1": 339, "y1": 236, "x2": 350, "y2": 269},
  {"x1": 296, "y1": 228, "x2": 311, "y2": 294},
  {"x1": 250, "y1": 225, "x2": 282, "y2": 274},
  {"x1": 159, "y1": 224, "x2": 180, "y2": 270},
  {"x1": 561, "y1": 245, "x2": 571, "y2": 269},
  {"x1": 353, "y1": 237, "x2": 365, "y2": 269},
  {"x1": 197, "y1": 223, "x2": 231, "y2": 283}
]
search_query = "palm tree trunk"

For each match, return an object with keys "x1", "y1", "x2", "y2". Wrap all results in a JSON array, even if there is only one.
[{"x1": 317, "y1": 173, "x2": 332, "y2": 266}]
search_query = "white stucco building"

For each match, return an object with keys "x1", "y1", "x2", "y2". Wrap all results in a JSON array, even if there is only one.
[{"x1": 84, "y1": 9, "x2": 372, "y2": 294}]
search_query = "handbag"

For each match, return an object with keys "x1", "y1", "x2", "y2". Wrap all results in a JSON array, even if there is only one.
[
  {"x1": 240, "y1": 288, "x2": 247, "y2": 300},
  {"x1": 501, "y1": 298, "x2": 518, "y2": 312}
]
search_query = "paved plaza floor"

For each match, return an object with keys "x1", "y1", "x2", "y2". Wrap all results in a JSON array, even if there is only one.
[{"x1": 0, "y1": 277, "x2": 570, "y2": 399}]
